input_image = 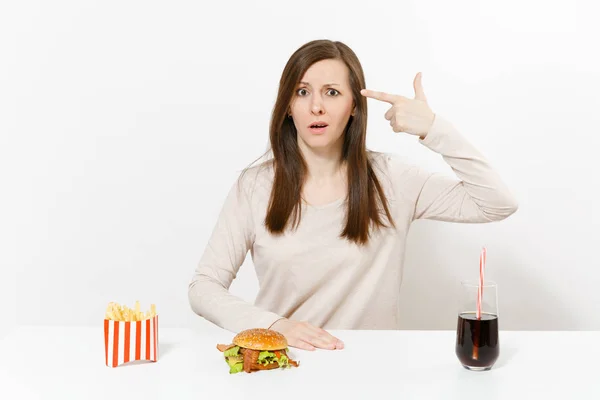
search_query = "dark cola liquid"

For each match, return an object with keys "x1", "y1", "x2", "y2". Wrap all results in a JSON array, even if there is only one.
[{"x1": 456, "y1": 312, "x2": 499, "y2": 369}]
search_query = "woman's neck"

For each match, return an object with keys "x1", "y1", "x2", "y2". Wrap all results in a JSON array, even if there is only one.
[{"x1": 299, "y1": 142, "x2": 345, "y2": 182}]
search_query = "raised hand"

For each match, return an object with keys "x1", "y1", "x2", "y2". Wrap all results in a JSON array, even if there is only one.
[{"x1": 361, "y1": 72, "x2": 435, "y2": 139}]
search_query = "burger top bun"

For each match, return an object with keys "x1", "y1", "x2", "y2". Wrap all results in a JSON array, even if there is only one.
[{"x1": 232, "y1": 328, "x2": 288, "y2": 351}]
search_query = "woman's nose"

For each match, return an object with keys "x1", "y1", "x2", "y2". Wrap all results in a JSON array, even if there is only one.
[{"x1": 311, "y1": 100, "x2": 325, "y2": 115}]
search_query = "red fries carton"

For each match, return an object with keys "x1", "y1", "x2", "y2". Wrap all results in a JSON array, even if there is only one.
[{"x1": 103, "y1": 302, "x2": 159, "y2": 367}]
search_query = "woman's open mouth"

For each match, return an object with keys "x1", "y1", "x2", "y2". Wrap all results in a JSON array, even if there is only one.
[{"x1": 308, "y1": 122, "x2": 329, "y2": 134}]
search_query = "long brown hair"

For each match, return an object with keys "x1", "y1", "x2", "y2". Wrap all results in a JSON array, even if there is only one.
[{"x1": 249, "y1": 39, "x2": 394, "y2": 245}]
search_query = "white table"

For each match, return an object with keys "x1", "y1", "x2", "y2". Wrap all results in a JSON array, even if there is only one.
[{"x1": 1, "y1": 324, "x2": 599, "y2": 399}]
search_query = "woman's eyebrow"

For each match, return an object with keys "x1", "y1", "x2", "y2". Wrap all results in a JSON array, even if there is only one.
[{"x1": 299, "y1": 82, "x2": 341, "y2": 87}]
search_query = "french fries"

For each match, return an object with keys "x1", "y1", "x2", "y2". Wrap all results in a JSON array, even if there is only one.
[{"x1": 105, "y1": 301, "x2": 157, "y2": 321}]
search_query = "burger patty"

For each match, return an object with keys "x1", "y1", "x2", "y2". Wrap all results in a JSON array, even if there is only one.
[
  {"x1": 242, "y1": 348, "x2": 299, "y2": 372},
  {"x1": 254, "y1": 362, "x2": 281, "y2": 371},
  {"x1": 243, "y1": 348, "x2": 258, "y2": 373}
]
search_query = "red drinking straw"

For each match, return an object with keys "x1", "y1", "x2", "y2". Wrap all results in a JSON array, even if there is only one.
[
  {"x1": 477, "y1": 247, "x2": 487, "y2": 319},
  {"x1": 473, "y1": 247, "x2": 487, "y2": 361}
]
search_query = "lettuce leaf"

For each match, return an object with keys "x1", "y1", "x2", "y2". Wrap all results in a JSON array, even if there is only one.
[
  {"x1": 256, "y1": 351, "x2": 274, "y2": 365},
  {"x1": 229, "y1": 362, "x2": 244, "y2": 374},
  {"x1": 223, "y1": 346, "x2": 240, "y2": 357},
  {"x1": 226, "y1": 356, "x2": 243, "y2": 367},
  {"x1": 258, "y1": 351, "x2": 275, "y2": 361},
  {"x1": 225, "y1": 353, "x2": 244, "y2": 374},
  {"x1": 256, "y1": 350, "x2": 291, "y2": 367},
  {"x1": 277, "y1": 354, "x2": 289, "y2": 367}
]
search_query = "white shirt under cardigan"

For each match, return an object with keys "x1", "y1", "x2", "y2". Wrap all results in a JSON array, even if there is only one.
[{"x1": 188, "y1": 115, "x2": 518, "y2": 333}]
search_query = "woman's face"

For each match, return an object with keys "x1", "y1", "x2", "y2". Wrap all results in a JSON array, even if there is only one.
[{"x1": 289, "y1": 59, "x2": 355, "y2": 153}]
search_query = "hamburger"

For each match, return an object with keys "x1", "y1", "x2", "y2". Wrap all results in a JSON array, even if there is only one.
[{"x1": 216, "y1": 328, "x2": 300, "y2": 374}]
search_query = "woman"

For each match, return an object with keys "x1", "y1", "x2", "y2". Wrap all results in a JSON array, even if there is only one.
[{"x1": 188, "y1": 39, "x2": 518, "y2": 351}]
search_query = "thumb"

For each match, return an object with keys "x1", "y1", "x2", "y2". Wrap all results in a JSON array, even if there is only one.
[{"x1": 413, "y1": 72, "x2": 427, "y2": 102}]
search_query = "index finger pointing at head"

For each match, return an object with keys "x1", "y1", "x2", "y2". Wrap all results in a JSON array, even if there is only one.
[{"x1": 360, "y1": 89, "x2": 398, "y2": 104}]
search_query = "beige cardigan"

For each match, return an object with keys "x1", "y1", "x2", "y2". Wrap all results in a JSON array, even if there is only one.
[{"x1": 188, "y1": 115, "x2": 518, "y2": 333}]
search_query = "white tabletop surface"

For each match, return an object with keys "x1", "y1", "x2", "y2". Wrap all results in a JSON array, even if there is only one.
[{"x1": 1, "y1": 324, "x2": 599, "y2": 399}]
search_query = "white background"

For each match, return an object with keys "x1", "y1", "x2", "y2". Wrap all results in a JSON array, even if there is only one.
[{"x1": 1, "y1": 0, "x2": 598, "y2": 339}]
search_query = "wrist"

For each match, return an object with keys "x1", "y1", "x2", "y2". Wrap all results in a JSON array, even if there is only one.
[
  {"x1": 268, "y1": 317, "x2": 287, "y2": 330},
  {"x1": 420, "y1": 112, "x2": 436, "y2": 139}
]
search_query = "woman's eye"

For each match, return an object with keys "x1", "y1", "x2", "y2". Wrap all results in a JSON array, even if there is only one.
[{"x1": 296, "y1": 88, "x2": 339, "y2": 96}]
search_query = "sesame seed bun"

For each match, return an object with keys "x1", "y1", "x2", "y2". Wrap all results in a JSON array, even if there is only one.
[{"x1": 232, "y1": 328, "x2": 288, "y2": 351}]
